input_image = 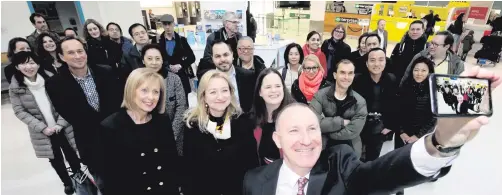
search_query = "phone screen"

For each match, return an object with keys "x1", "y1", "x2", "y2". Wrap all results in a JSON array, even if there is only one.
[{"x1": 431, "y1": 74, "x2": 492, "y2": 117}]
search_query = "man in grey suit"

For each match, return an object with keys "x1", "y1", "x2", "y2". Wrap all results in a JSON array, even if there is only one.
[{"x1": 374, "y1": 19, "x2": 388, "y2": 52}]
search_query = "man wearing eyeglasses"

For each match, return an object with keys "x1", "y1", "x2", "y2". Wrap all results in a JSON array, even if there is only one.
[
  {"x1": 237, "y1": 36, "x2": 265, "y2": 77},
  {"x1": 119, "y1": 23, "x2": 157, "y2": 89},
  {"x1": 158, "y1": 14, "x2": 195, "y2": 100},
  {"x1": 400, "y1": 31, "x2": 465, "y2": 87},
  {"x1": 199, "y1": 12, "x2": 242, "y2": 75}
]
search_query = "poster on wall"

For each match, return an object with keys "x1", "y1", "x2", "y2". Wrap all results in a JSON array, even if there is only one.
[
  {"x1": 451, "y1": 8, "x2": 468, "y2": 21},
  {"x1": 355, "y1": 4, "x2": 373, "y2": 15},
  {"x1": 204, "y1": 10, "x2": 226, "y2": 20},
  {"x1": 236, "y1": 10, "x2": 243, "y2": 19},
  {"x1": 468, "y1": 7, "x2": 489, "y2": 20}
]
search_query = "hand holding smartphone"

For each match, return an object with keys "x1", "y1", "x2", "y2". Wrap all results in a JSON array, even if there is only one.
[{"x1": 429, "y1": 74, "x2": 493, "y2": 117}]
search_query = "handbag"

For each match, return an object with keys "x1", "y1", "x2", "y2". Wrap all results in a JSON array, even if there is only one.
[{"x1": 68, "y1": 166, "x2": 98, "y2": 195}]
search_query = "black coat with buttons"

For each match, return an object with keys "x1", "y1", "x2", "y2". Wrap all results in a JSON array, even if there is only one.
[
  {"x1": 183, "y1": 114, "x2": 259, "y2": 195},
  {"x1": 100, "y1": 108, "x2": 180, "y2": 195}
]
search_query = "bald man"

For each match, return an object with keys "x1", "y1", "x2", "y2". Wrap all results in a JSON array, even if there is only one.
[{"x1": 243, "y1": 70, "x2": 498, "y2": 195}]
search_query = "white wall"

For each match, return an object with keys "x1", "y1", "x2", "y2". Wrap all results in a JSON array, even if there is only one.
[
  {"x1": 1, "y1": 1, "x2": 34, "y2": 52},
  {"x1": 199, "y1": 1, "x2": 247, "y2": 36},
  {"x1": 80, "y1": 1, "x2": 143, "y2": 38},
  {"x1": 142, "y1": 7, "x2": 177, "y2": 18}
]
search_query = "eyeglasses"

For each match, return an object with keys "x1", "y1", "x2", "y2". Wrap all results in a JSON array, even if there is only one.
[
  {"x1": 303, "y1": 66, "x2": 319, "y2": 72},
  {"x1": 226, "y1": 20, "x2": 240, "y2": 24},
  {"x1": 238, "y1": 47, "x2": 254, "y2": 52},
  {"x1": 429, "y1": 41, "x2": 445, "y2": 47}
]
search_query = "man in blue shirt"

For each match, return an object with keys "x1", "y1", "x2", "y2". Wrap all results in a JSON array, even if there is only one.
[{"x1": 158, "y1": 14, "x2": 196, "y2": 99}]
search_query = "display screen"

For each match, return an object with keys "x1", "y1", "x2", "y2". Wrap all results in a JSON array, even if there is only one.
[
  {"x1": 434, "y1": 75, "x2": 492, "y2": 116},
  {"x1": 278, "y1": 1, "x2": 311, "y2": 8}
]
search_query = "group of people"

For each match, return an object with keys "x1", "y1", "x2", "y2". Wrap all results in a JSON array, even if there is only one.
[
  {"x1": 5, "y1": 10, "x2": 498, "y2": 195},
  {"x1": 438, "y1": 79, "x2": 489, "y2": 114}
]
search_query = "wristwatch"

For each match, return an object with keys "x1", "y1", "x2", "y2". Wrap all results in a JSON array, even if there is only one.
[{"x1": 431, "y1": 133, "x2": 463, "y2": 153}]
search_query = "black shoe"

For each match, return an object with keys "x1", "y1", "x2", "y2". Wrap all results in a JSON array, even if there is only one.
[{"x1": 64, "y1": 184, "x2": 75, "y2": 195}]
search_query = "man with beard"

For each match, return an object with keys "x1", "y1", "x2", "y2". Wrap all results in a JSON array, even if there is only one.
[
  {"x1": 310, "y1": 59, "x2": 368, "y2": 157},
  {"x1": 201, "y1": 39, "x2": 256, "y2": 112},
  {"x1": 352, "y1": 48, "x2": 398, "y2": 162},
  {"x1": 26, "y1": 13, "x2": 60, "y2": 51},
  {"x1": 391, "y1": 20, "x2": 427, "y2": 81}
]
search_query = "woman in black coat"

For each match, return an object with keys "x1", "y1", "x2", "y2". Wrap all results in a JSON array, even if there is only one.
[
  {"x1": 321, "y1": 24, "x2": 352, "y2": 82},
  {"x1": 396, "y1": 56, "x2": 437, "y2": 148},
  {"x1": 249, "y1": 68, "x2": 295, "y2": 166},
  {"x1": 349, "y1": 33, "x2": 369, "y2": 74},
  {"x1": 36, "y1": 32, "x2": 63, "y2": 75},
  {"x1": 100, "y1": 68, "x2": 180, "y2": 195},
  {"x1": 83, "y1": 19, "x2": 120, "y2": 70},
  {"x1": 183, "y1": 70, "x2": 258, "y2": 195}
]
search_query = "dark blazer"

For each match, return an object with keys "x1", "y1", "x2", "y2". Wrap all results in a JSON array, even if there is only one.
[
  {"x1": 45, "y1": 64, "x2": 121, "y2": 172},
  {"x1": 100, "y1": 109, "x2": 180, "y2": 195},
  {"x1": 159, "y1": 32, "x2": 196, "y2": 96},
  {"x1": 197, "y1": 66, "x2": 256, "y2": 113},
  {"x1": 243, "y1": 143, "x2": 451, "y2": 195},
  {"x1": 321, "y1": 39, "x2": 352, "y2": 82},
  {"x1": 234, "y1": 67, "x2": 256, "y2": 113},
  {"x1": 352, "y1": 73, "x2": 400, "y2": 135},
  {"x1": 119, "y1": 44, "x2": 144, "y2": 82},
  {"x1": 86, "y1": 36, "x2": 118, "y2": 69},
  {"x1": 236, "y1": 55, "x2": 266, "y2": 78},
  {"x1": 183, "y1": 114, "x2": 259, "y2": 195},
  {"x1": 291, "y1": 78, "x2": 331, "y2": 104}
]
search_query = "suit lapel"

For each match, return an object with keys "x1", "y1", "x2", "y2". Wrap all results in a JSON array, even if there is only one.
[
  {"x1": 307, "y1": 162, "x2": 328, "y2": 195},
  {"x1": 261, "y1": 159, "x2": 282, "y2": 195}
]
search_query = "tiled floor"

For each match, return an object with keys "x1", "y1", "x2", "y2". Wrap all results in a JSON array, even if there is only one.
[{"x1": 2, "y1": 41, "x2": 501, "y2": 195}]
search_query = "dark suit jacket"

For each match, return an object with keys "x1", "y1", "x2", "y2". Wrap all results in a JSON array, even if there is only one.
[
  {"x1": 183, "y1": 115, "x2": 259, "y2": 195},
  {"x1": 159, "y1": 32, "x2": 196, "y2": 95},
  {"x1": 45, "y1": 64, "x2": 121, "y2": 173},
  {"x1": 197, "y1": 66, "x2": 256, "y2": 113},
  {"x1": 243, "y1": 143, "x2": 451, "y2": 195},
  {"x1": 373, "y1": 29, "x2": 388, "y2": 52}
]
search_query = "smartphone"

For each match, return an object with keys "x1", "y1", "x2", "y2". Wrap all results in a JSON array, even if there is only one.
[{"x1": 429, "y1": 74, "x2": 493, "y2": 117}]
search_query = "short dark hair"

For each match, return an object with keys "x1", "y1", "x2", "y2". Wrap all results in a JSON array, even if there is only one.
[
  {"x1": 211, "y1": 39, "x2": 232, "y2": 53},
  {"x1": 107, "y1": 22, "x2": 123, "y2": 36},
  {"x1": 357, "y1": 33, "x2": 370, "y2": 50},
  {"x1": 141, "y1": 44, "x2": 167, "y2": 61},
  {"x1": 128, "y1": 23, "x2": 147, "y2": 37},
  {"x1": 306, "y1": 31, "x2": 322, "y2": 41},
  {"x1": 250, "y1": 68, "x2": 296, "y2": 126},
  {"x1": 365, "y1": 33, "x2": 381, "y2": 44},
  {"x1": 402, "y1": 56, "x2": 435, "y2": 86},
  {"x1": 435, "y1": 31, "x2": 454, "y2": 49},
  {"x1": 410, "y1": 20, "x2": 425, "y2": 29},
  {"x1": 334, "y1": 59, "x2": 355, "y2": 73},
  {"x1": 64, "y1": 28, "x2": 78, "y2": 36},
  {"x1": 284, "y1": 43, "x2": 304, "y2": 66},
  {"x1": 11, "y1": 51, "x2": 49, "y2": 86},
  {"x1": 366, "y1": 47, "x2": 386, "y2": 57},
  {"x1": 7, "y1": 37, "x2": 33, "y2": 60},
  {"x1": 29, "y1": 13, "x2": 46, "y2": 24},
  {"x1": 57, "y1": 37, "x2": 86, "y2": 55}
]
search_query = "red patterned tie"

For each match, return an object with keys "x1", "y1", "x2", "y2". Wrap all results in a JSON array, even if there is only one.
[{"x1": 297, "y1": 177, "x2": 309, "y2": 195}]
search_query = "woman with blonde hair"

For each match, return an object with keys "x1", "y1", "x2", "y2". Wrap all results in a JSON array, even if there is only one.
[
  {"x1": 291, "y1": 54, "x2": 331, "y2": 104},
  {"x1": 183, "y1": 70, "x2": 258, "y2": 195},
  {"x1": 100, "y1": 68, "x2": 179, "y2": 195}
]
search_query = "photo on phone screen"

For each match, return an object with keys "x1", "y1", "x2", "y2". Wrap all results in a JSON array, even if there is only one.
[{"x1": 431, "y1": 74, "x2": 492, "y2": 117}]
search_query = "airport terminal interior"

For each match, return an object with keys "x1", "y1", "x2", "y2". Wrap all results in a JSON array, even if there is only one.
[{"x1": 2, "y1": 1, "x2": 502, "y2": 195}]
